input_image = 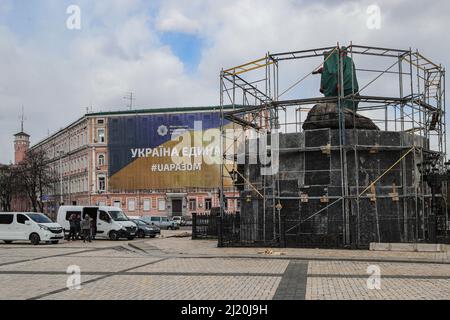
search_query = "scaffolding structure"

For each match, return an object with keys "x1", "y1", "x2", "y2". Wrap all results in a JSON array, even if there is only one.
[{"x1": 219, "y1": 43, "x2": 447, "y2": 248}]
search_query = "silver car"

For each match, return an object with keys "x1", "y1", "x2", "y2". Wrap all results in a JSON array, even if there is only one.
[{"x1": 141, "y1": 216, "x2": 179, "y2": 230}]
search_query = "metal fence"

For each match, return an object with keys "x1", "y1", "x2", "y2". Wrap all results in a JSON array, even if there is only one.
[
  {"x1": 193, "y1": 198, "x2": 448, "y2": 247},
  {"x1": 192, "y1": 209, "x2": 219, "y2": 240}
]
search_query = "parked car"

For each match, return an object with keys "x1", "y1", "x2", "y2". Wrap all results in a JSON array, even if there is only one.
[
  {"x1": 182, "y1": 215, "x2": 192, "y2": 226},
  {"x1": 57, "y1": 206, "x2": 137, "y2": 240},
  {"x1": 171, "y1": 216, "x2": 182, "y2": 226},
  {"x1": 127, "y1": 216, "x2": 142, "y2": 220},
  {"x1": 172, "y1": 216, "x2": 192, "y2": 226},
  {"x1": 141, "y1": 216, "x2": 179, "y2": 230},
  {"x1": 130, "y1": 219, "x2": 159, "y2": 238},
  {"x1": 0, "y1": 212, "x2": 64, "y2": 245}
]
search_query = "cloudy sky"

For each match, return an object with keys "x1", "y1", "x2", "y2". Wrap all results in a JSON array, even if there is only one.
[{"x1": 0, "y1": 0, "x2": 449, "y2": 163}]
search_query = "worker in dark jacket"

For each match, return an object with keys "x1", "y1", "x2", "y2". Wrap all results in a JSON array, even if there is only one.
[
  {"x1": 81, "y1": 215, "x2": 92, "y2": 243},
  {"x1": 74, "y1": 214, "x2": 81, "y2": 240},
  {"x1": 90, "y1": 217, "x2": 96, "y2": 240},
  {"x1": 68, "y1": 214, "x2": 77, "y2": 241}
]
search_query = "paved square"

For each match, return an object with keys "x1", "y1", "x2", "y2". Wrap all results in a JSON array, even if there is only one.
[
  {"x1": 43, "y1": 275, "x2": 281, "y2": 300},
  {"x1": 0, "y1": 238, "x2": 449, "y2": 300},
  {"x1": 130, "y1": 258, "x2": 289, "y2": 275},
  {"x1": 306, "y1": 277, "x2": 450, "y2": 300},
  {"x1": 0, "y1": 274, "x2": 101, "y2": 300}
]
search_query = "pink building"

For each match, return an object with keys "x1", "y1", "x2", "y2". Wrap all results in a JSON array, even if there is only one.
[{"x1": 28, "y1": 106, "x2": 239, "y2": 218}]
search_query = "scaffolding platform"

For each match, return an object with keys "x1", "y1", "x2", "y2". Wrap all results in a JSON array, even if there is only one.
[{"x1": 219, "y1": 43, "x2": 447, "y2": 248}]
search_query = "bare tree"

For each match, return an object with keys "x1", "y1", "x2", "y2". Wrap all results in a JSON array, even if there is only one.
[
  {"x1": 18, "y1": 149, "x2": 57, "y2": 213},
  {"x1": 0, "y1": 165, "x2": 19, "y2": 212}
]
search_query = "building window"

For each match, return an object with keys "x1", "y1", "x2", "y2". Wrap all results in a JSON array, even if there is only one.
[
  {"x1": 128, "y1": 199, "x2": 136, "y2": 212},
  {"x1": 189, "y1": 199, "x2": 197, "y2": 211},
  {"x1": 236, "y1": 199, "x2": 241, "y2": 211},
  {"x1": 205, "y1": 198, "x2": 212, "y2": 210},
  {"x1": 97, "y1": 119, "x2": 105, "y2": 125},
  {"x1": 113, "y1": 200, "x2": 121, "y2": 208},
  {"x1": 98, "y1": 200, "x2": 107, "y2": 206},
  {"x1": 97, "y1": 129, "x2": 105, "y2": 143},
  {"x1": 143, "y1": 199, "x2": 151, "y2": 211},
  {"x1": 158, "y1": 199, "x2": 166, "y2": 211},
  {"x1": 98, "y1": 154, "x2": 105, "y2": 166},
  {"x1": 98, "y1": 176, "x2": 106, "y2": 192}
]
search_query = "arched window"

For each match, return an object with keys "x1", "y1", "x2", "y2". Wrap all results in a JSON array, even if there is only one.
[{"x1": 98, "y1": 154, "x2": 105, "y2": 166}]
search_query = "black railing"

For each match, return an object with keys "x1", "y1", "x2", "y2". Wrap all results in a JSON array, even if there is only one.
[
  {"x1": 193, "y1": 202, "x2": 424, "y2": 248},
  {"x1": 192, "y1": 209, "x2": 219, "y2": 240}
]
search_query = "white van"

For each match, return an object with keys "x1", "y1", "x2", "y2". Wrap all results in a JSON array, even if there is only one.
[
  {"x1": 57, "y1": 206, "x2": 137, "y2": 240},
  {"x1": 141, "y1": 216, "x2": 179, "y2": 230},
  {"x1": 0, "y1": 212, "x2": 64, "y2": 245}
]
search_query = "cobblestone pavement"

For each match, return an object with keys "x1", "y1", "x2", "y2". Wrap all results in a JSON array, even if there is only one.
[
  {"x1": 306, "y1": 261, "x2": 450, "y2": 300},
  {"x1": 0, "y1": 236, "x2": 448, "y2": 300},
  {"x1": 43, "y1": 275, "x2": 281, "y2": 300},
  {"x1": 148, "y1": 235, "x2": 450, "y2": 263}
]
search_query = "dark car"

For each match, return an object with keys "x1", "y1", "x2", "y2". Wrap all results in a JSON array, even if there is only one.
[{"x1": 131, "y1": 219, "x2": 160, "y2": 238}]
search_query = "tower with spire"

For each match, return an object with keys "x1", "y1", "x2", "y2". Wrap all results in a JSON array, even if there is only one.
[{"x1": 14, "y1": 106, "x2": 30, "y2": 164}]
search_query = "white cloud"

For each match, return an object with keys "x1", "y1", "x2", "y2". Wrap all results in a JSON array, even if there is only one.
[
  {"x1": 156, "y1": 9, "x2": 201, "y2": 34},
  {"x1": 0, "y1": 0, "x2": 450, "y2": 163}
]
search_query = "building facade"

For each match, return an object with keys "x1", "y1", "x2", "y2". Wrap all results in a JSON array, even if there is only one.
[
  {"x1": 29, "y1": 106, "x2": 239, "y2": 218},
  {"x1": 3, "y1": 130, "x2": 31, "y2": 212}
]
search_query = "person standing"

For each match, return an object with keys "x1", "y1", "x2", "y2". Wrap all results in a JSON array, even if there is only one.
[
  {"x1": 68, "y1": 213, "x2": 77, "y2": 241},
  {"x1": 75, "y1": 214, "x2": 81, "y2": 240},
  {"x1": 81, "y1": 215, "x2": 92, "y2": 243},
  {"x1": 90, "y1": 216, "x2": 96, "y2": 241}
]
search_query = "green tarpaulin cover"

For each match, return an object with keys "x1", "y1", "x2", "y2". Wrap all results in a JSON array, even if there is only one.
[{"x1": 321, "y1": 49, "x2": 359, "y2": 112}]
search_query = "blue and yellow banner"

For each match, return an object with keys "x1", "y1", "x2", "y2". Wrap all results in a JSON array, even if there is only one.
[{"x1": 108, "y1": 112, "x2": 233, "y2": 190}]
